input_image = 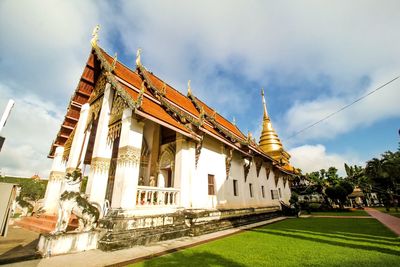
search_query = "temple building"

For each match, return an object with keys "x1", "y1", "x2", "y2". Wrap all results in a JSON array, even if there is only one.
[{"x1": 39, "y1": 27, "x2": 298, "y2": 254}]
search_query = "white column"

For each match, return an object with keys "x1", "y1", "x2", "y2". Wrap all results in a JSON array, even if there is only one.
[
  {"x1": 43, "y1": 146, "x2": 66, "y2": 214},
  {"x1": 174, "y1": 133, "x2": 196, "y2": 208},
  {"x1": 111, "y1": 108, "x2": 144, "y2": 209},
  {"x1": 63, "y1": 103, "x2": 90, "y2": 192},
  {"x1": 86, "y1": 84, "x2": 114, "y2": 208}
]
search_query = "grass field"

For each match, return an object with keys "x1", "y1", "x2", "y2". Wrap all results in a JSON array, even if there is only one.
[
  {"x1": 373, "y1": 207, "x2": 400, "y2": 218},
  {"x1": 131, "y1": 218, "x2": 400, "y2": 267},
  {"x1": 309, "y1": 210, "x2": 370, "y2": 216}
]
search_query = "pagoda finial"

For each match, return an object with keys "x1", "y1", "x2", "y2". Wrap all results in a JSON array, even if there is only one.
[
  {"x1": 187, "y1": 80, "x2": 192, "y2": 96},
  {"x1": 136, "y1": 48, "x2": 142, "y2": 67},
  {"x1": 261, "y1": 88, "x2": 268, "y2": 119},
  {"x1": 90, "y1": 25, "x2": 100, "y2": 47}
]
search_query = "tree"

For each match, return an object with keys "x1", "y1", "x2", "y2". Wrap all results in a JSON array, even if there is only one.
[
  {"x1": 19, "y1": 179, "x2": 46, "y2": 205},
  {"x1": 365, "y1": 150, "x2": 400, "y2": 211}
]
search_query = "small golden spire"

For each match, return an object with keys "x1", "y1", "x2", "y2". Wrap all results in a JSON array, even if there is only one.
[
  {"x1": 90, "y1": 25, "x2": 100, "y2": 47},
  {"x1": 111, "y1": 52, "x2": 118, "y2": 70},
  {"x1": 259, "y1": 87, "x2": 290, "y2": 164},
  {"x1": 261, "y1": 88, "x2": 268, "y2": 119},
  {"x1": 136, "y1": 48, "x2": 142, "y2": 67},
  {"x1": 187, "y1": 80, "x2": 192, "y2": 96}
]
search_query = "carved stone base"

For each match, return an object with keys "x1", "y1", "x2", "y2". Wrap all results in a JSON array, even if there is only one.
[{"x1": 97, "y1": 206, "x2": 281, "y2": 251}]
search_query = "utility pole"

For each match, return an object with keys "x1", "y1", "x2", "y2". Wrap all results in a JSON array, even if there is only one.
[{"x1": 0, "y1": 99, "x2": 15, "y2": 152}]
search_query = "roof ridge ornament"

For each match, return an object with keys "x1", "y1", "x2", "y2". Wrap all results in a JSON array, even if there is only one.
[
  {"x1": 232, "y1": 116, "x2": 236, "y2": 126},
  {"x1": 111, "y1": 52, "x2": 118, "y2": 70},
  {"x1": 90, "y1": 25, "x2": 100, "y2": 48},
  {"x1": 161, "y1": 82, "x2": 167, "y2": 96},
  {"x1": 187, "y1": 80, "x2": 192, "y2": 96},
  {"x1": 136, "y1": 48, "x2": 142, "y2": 67}
]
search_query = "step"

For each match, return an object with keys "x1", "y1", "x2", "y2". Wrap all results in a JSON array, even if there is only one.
[
  {"x1": 15, "y1": 216, "x2": 79, "y2": 234},
  {"x1": 15, "y1": 220, "x2": 54, "y2": 234}
]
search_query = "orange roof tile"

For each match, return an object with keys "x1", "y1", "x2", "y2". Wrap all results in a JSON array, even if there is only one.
[
  {"x1": 195, "y1": 97, "x2": 247, "y2": 140},
  {"x1": 119, "y1": 83, "x2": 191, "y2": 136}
]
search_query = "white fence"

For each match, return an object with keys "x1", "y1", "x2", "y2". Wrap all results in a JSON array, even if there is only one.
[{"x1": 136, "y1": 186, "x2": 179, "y2": 206}]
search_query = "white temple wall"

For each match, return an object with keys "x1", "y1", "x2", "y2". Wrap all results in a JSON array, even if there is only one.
[
  {"x1": 191, "y1": 136, "x2": 225, "y2": 209},
  {"x1": 192, "y1": 135, "x2": 287, "y2": 210}
]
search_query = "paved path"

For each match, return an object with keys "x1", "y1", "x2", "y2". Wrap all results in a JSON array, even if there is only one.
[
  {"x1": 4, "y1": 217, "x2": 287, "y2": 267},
  {"x1": 365, "y1": 208, "x2": 400, "y2": 236},
  {"x1": 0, "y1": 225, "x2": 40, "y2": 264}
]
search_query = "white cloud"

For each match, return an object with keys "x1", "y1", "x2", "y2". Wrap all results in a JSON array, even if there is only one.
[
  {"x1": 289, "y1": 144, "x2": 362, "y2": 176},
  {"x1": 0, "y1": 0, "x2": 104, "y2": 176},
  {"x1": 0, "y1": 83, "x2": 62, "y2": 177},
  {"x1": 1, "y1": 0, "x2": 400, "y2": 176},
  {"x1": 282, "y1": 71, "x2": 400, "y2": 144}
]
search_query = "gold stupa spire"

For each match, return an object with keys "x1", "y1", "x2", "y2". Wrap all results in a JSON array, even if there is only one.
[{"x1": 259, "y1": 88, "x2": 289, "y2": 164}]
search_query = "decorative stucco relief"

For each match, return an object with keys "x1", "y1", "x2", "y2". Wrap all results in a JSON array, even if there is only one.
[
  {"x1": 117, "y1": 146, "x2": 141, "y2": 167},
  {"x1": 91, "y1": 157, "x2": 111, "y2": 173},
  {"x1": 49, "y1": 171, "x2": 65, "y2": 181}
]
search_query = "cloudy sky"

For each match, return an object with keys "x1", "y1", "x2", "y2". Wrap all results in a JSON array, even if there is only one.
[{"x1": 0, "y1": 0, "x2": 399, "y2": 177}]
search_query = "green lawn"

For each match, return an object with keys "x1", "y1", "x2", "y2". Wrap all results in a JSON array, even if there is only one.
[
  {"x1": 373, "y1": 207, "x2": 400, "y2": 218},
  {"x1": 310, "y1": 210, "x2": 370, "y2": 216},
  {"x1": 131, "y1": 218, "x2": 400, "y2": 267}
]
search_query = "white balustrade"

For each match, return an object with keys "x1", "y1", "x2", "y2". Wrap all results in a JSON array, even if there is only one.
[{"x1": 136, "y1": 186, "x2": 180, "y2": 206}]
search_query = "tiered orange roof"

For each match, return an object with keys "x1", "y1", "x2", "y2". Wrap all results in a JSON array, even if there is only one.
[{"x1": 49, "y1": 38, "x2": 298, "y2": 175}]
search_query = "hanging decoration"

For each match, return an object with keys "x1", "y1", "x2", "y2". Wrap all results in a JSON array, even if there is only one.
[
  {"x1": 273, "y1": 167, "x2": 281, "y2": 187},
  {"x1": 265, "y1": 161, "x2": 273, "y2": 180},
  {"x1": 195, "y1": 135, "x2": 204, "y2": 168},
  {"x1": 255, "y1": 157, "x2": 263, "y2": 177},
  {"x1": 225, "y1": 147, "x2": 233, "y2": 180},
  {"x1": 243, "y1": 157, "x2": 252, "y2": 182}
]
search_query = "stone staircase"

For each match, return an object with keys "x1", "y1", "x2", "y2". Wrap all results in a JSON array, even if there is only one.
[{"x1": 14, "y1": 214, "x2": 79, "y2": 233}]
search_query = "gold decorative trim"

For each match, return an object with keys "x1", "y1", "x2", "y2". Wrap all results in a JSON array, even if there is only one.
[
  {"x1": 108, "y1": 121, "x2": 122, "y2": 143},
  {"x1": 49, "y1": 171, "x2": 65, "y2": 181},
  {"x1": 117, "y1": 146, "x2": 141, "y2": 166},
  {"x1": 88, "y1": 74, "x2": 107, "y2": 104},
  {"x1": 62, "y1": 127, "x2": 76, "y2": 161},
  {"x1": 91, "y1": 157, "x2": 111, "y2": 173},
  {"x1": 109, "y1": 94, "x2": 126, "y2": 126}
]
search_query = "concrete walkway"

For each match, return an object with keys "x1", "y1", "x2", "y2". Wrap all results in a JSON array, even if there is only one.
[
  {"x1": 365, "y1": 208, "x2": 400, "y2": 236},
  {"x1": 0, "y1": 225, "x2": 40, "y2": 264},
  {"x1": 4, "y1": 217, "x2": 286, "y2": 267}
]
